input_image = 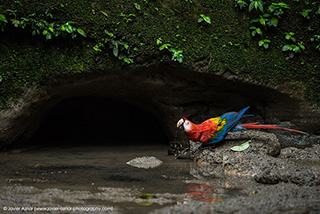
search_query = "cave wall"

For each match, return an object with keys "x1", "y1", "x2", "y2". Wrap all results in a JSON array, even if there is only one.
[{"x1": 1, "y1": 64, "x2": 319, "y2": 149}]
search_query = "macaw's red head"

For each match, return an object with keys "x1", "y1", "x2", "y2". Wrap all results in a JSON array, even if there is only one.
[{"x1": 176, "y1": 117, "x2": 193, "y2": 132}]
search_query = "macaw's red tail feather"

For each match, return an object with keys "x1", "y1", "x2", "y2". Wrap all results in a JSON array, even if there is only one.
[{"x1": 241, "y1": 123, "x2": 308, "y2": 135}]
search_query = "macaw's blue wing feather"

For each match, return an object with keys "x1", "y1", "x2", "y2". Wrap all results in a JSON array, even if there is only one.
[
  {"x1": 207, "y1": 106, "x2": 250, "y2": 145},
  {"x1": 242, "y1": 114, "x2": 254, "y2": 117},
  {"x1": 221, "y1": 106, "x2": 250, "y2": 133}
]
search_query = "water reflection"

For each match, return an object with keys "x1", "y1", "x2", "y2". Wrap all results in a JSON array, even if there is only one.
[{"x1": 186, "y1": 183, "x2": 219, "y2": 203}]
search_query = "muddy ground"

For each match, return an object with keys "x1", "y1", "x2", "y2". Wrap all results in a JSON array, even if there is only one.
[{"x1": 0, "y1": 131, "x2": 320, "y2": 214}]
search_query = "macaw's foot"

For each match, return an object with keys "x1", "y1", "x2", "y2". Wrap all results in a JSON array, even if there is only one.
[
  {"x1": 176, "y1": 147, "x2": 190, "y2": 159},
  {"x1": 199, "y1": 144, "x2": 216, "y2": 152}
]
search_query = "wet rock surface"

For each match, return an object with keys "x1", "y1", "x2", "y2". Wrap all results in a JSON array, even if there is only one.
[
  {"x1": 126, "y1": 156, "x2": 163, "y2": 169},
  {"x1": 189, "y1": 130, "x2": 320, "y2": 186},
  {"x1": 277, "y1": 133, "x2": 320, "y2": 148},
  {"x1": 280, "y1": 144, "x2": 320, "y2": 160},
  {"x1": 190, "y1": 131, "x2": 281, "y2": 164}
]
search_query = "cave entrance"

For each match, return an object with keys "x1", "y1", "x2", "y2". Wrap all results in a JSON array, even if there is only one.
[{"x1": 28, "y1": 97, "x2": 169, "y2": 147}]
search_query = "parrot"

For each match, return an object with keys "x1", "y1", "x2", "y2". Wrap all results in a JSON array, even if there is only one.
[{"x1": 176, "y1": 106, "x2": 307, "y2": 148}]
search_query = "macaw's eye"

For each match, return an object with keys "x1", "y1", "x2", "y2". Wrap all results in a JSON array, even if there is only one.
[{"x1": 186, "y1": 121, "x2": 190, "y2": 125}]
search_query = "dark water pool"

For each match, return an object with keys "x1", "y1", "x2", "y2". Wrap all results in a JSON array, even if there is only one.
[{"x1": 0, "y1": 145, "x2": 240, "y2": 214}]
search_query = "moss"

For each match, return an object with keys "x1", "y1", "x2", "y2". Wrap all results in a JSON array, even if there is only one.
[{"x1": 0, "y1": 0, "x2": 320, "y2": 108}]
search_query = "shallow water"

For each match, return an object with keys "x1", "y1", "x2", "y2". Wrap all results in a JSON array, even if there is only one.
[
  {"x1": 1, "y1": 144, "x2": 320, "y2": 214},
  {"x1": 0, "y1": 145, "x2": 238, "y2": 213}
]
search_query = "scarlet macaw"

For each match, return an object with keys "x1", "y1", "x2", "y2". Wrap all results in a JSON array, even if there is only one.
[{"x1": 177, "y1": 106, "x2": 307, "y2": 148}]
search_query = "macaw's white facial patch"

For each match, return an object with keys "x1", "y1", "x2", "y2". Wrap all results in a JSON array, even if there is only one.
[{"x1": 183, "y1": 120, "x2": 191, "y2": 132}]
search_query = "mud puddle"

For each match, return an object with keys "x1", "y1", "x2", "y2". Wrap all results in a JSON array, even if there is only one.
[{"x1": 0, "y1": 145, "x2": 241, "y2": 213}]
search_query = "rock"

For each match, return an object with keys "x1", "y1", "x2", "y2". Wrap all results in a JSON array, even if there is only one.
[
  {"x1": 225, "y1": 131, "x2": 281, "y2": 157},
  {"x1": 280, "y1": 144, "x2": 320, "y2": 160},
  {"x1": 254, "y1": 155, "x2": 320, "y2": 186},
  {"x1": 189, "y1": 130, "x2": 320, "y2": 186},
  {"x1": 168, "y1": 141, "x2": 185, "y2": 157},
  {"x1": 190, "y1": 130, "x2": 281, "y2": 165},
  {"x1": 126, "y1": 156, "x2": 163, "y2": 169},
  {"x1": 276, "y1": 133, "x2": 320, "y2": 148}
]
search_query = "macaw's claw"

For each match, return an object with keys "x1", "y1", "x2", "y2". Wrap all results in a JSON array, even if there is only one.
[{"x1": 199, "y1": 144, "x2": 216, "y2": 152}]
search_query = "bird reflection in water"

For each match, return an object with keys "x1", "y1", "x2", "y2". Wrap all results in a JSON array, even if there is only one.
[{"x1": 185, "y1": 183, "x2": 223, "y2": 203}]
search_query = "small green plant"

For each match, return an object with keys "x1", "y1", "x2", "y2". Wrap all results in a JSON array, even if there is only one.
[
  {"x1": 282, "y1": 33, "x2": 305, "y2": 57},
  {"x1": 94, "y1": 30, "x2": 134, "y2": 64},
  {"x1": 134, "y1": 3, "x2": 141, "y2": 10},
  {"x1": 310, "y1": 35, "x2": 320, "y2": 51},
  {"x1": 268, "y1": 3, "x2": 289, "y2": 17},
  {"x1": 282, "y1": 42, "x2": 305, "y2": 53},
  {"x1": 171, "y1": 49, "x2": 184, "y2": 62},
  {"x1": 0, "y1": 10, "x2": 86, "y2": 40},
  {"x1": 249, "y1": 0, "x2": 264, "y2": 13},
  {"x1": 248, "y1": 1, "x2": 289, "y2": 41},
  {"x1": 285, "y1": 32, "x2": 296, "y2": 42},
  {"x1": 317, "y1": 6, "x2": 320, "y2": 15},
  {"x1": 157, "y1": 38, "x2": 183, "y2": 63},
  {"x1": 301, "y1": 9, "x2": 312, "y2": 18},
  {"x1": 234, "y1": 0, "x2": 248, "y2": 9},
  {"x1": 251, "y1": 14, "x2": 270, "y2": 27},
  {"x1": 259, "y1": 39, "x2": 271, "y2": 49},
  {"x1": 307, "y1": 26, "x2": 313, "y2": 31},
  {"x1": 0, "y1": 13, "x2": 8, "y2": 31},
  {"x1": 251, "y1": 3, "x2": 289, "y2": 28},
  {"x1": 198, "y1": 14, "x2": 211, "y2": 24},
  {"x1": 266, "y1": 2, "x2": 289, "y2": 27},
  {"x1": 120, "y1": 12, "x2": 136, "y2": 23},
  {"x1": 236, "y1": 1, "x2": 291, "y2": 53},
  {"x1": 38, "y1": 21, "x2": 86, "y2": 40},
  {"x1": 93, "y1": 42, "x2": 104, "y2": 52},
  {"x1": 249, "y1": 26, "x2": 262, "y2": 36}
]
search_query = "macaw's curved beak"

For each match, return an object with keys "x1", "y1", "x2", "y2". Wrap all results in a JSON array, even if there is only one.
[{"x1": 177, "y1": 118, "x2": 184, "y2": 131}]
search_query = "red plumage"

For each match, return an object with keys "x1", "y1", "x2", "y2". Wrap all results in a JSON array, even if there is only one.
[
  {"x1": 177, "y1": 106, "x2": 307, "y2": 147},
  {"x1": 241, "y1": 123, "x2": 307, "y2": 135}
]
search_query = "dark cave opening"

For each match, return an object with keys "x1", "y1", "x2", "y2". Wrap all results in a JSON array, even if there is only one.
[{"x1": 28, "y1": 97, "x2": 169, "y2": 147}]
